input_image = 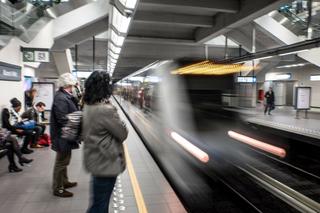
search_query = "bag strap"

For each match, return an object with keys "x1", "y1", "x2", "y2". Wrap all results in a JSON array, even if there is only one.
[{"x1": 97, "y1": 133, "x2": 111, "y2": 146}]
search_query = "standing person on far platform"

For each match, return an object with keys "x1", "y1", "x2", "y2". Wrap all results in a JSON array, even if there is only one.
[
  {"x1": 82, "y1": 71, "x2": 128, "y2": 213},
  {"x1": 264, "y1": 87, "x2": 275, "y2": 115},
  {"x1": 51, "y1": 73, "x2": 79, "y2": 198}
]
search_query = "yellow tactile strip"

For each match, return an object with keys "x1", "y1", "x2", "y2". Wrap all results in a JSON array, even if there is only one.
[{"x1": 124, "y1": 144, "x2": 148, "y2": 213}]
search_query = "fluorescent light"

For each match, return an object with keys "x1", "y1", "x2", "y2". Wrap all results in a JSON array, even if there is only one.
[
  {"x1": 109, "y1": 51, "x2": 119, "y2": 60},
  {"x1": 256, "y1": 56, "x2": 273, "y2": 60},
  {"x1": 110, "y1": 30, "x2": 125, "y2": 47},
  {"x1": 171, "y1": 61, "x2": 255, "y2": 75},
  {"x1": 228, "y1": 131, "x2": 286, "y2": 158},
  {"x1": 109, "y1": 57, "x2": 117, "y2": 64},
  {"x1": 112, "y1": 6, "x2": 131, "y2": 34},
  {"x1": 129, "y1": 76, "x2": 144, "y2": 82},
  {"x1": 266, "y1": 73, "x2": 291, "y2": 81},
  {"x1": 109, "y1": 43, "x2": 121, "y2": 54},
  {"x1": 310, "y1": 75, "x2": 320, "y2": 81},
  {"x1": 276, "y1": 63, "x2": 306, "y2": 69},
  {"x1": 73, "y1": 71, "x2": 92, "y2": 79},
  {"x1": 145, "y1": 76, "x2": 160, "y2": 83},
  {"x1": 278, "y1": 49, "x2": 309, "y2": 56}
]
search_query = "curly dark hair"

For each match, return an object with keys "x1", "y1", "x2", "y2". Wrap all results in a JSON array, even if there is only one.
[{"x1": 83, "y1": 71, "x2": 112, "y2": 105}]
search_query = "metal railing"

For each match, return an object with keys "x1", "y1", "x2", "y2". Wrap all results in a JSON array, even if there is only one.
[{"x1": 0, "y1": 2, "x2": 42, "y2": 35}]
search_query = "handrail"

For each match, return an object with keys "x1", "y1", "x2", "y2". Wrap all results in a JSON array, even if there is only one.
[
  {"x1": 279, "y1": 7, "x2": 320, "y2": 32},
  {"x1": 0, "y1": 2, "x2": 40, "y2": 28}
]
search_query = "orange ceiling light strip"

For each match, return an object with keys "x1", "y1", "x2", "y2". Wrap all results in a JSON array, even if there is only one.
[
  {"x1": 170, "y1": 131, "x2": 210, "y2": 163},
  {"x1": 171, "y1": 60, "x2": 256, "y2": 75},
  {"x1": 228, "y1": 131, "x2": 286, "y2": 158}
]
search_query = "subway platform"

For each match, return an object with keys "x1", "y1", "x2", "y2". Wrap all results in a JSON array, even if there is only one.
[
  {"x1": 0, "y1": 103, "x2": 186, "y2": 213},
  {"x1": 228, "y1": 105, "x2": 320, "y2": 142}
]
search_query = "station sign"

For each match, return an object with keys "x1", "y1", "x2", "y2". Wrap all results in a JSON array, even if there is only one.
[
  {"x1": 237, "y1": 76, "x2": 256, "y2": 83},
  {"x1": 21, "y1": 47, "x2": 50, "y2": 63},
  {"x1": 0, "y1": 62, "x2": 21, "y2": 81}
]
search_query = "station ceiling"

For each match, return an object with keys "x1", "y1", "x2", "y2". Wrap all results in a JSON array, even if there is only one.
[
  {"x1": 32, "y1": 0, "x2": 293, "y2": 79},
  {"x1": 112, "y1": 0, "x2": 292, "y2": 81}
]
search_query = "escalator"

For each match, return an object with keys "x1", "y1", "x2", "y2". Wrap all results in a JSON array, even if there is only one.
[
  {"x1": 0, "y1": 1, "x2": 51, "y2": 44},
  {"x1": 274, "y1": 1, "x2": 320, "y2": 39}
]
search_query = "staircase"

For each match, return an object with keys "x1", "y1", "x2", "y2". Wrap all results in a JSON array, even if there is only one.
[{"x1": 0, "y1": 1, "x2": 51, "y2": 48}]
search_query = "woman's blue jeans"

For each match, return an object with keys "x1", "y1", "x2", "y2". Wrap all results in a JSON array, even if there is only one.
[{"x1": 87, "y1": 176, "x2": 117, "y2": 213}]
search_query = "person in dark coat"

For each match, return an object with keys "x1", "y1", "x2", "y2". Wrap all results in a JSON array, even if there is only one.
[
  {"x1": 25, "y1": 88, "x2": 37, "y2": 109},
  {"x1": 264, "y1": 87, "x2": 275, "y2": 115},
  {"x1": 51, "y1": 73, "x2": 79, "y2": 198}
]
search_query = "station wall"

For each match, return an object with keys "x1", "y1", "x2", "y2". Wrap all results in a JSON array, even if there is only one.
[
  {"x1": 0, "y1": 21, "x2": 54, "y2": 111},
  {"x1": 257, "y1": 65, "x2": 320, "y2": 108},
  {"x1": 0, "y1": 38, "x2": 24, "y2": 110}
]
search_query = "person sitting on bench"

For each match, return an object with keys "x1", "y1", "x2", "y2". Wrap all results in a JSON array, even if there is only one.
[
  {"x1": 0, "y1": 128, "x2": 33, "y2": 172},
  {"x1": 2, "y1": 98, "x2": 42, "y2": 154}
]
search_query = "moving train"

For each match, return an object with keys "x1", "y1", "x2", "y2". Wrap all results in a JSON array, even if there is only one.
[{"x1": 114, "y1": 60, "x2": 320, "y2": 213}]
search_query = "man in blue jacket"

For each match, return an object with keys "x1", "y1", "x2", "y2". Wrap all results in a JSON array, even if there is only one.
[{"x1": 51, "y1": 73, "x2": 79, "y2": 197}]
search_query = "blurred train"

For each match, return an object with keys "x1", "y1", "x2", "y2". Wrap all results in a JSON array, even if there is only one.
[{"x1": 114, "y1": 60, "x2": 320, "y2": 213}]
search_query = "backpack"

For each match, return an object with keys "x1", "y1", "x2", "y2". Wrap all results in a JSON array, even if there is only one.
[{"x1": 38, "y1": 133, "x2": 51, "y2": 146}]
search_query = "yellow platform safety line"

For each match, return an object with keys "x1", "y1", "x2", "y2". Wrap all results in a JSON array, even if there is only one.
[{"x1": 124, "y1": 144, "x2": 148, "y2": 213}]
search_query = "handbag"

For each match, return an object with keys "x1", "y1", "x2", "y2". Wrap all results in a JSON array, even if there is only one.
[
  {"x1": 16, "y1": 120, "x2": 36, "y2": 130},
  {"x1": 61, "y1": 111, "x2": 82, "y2": 142}
]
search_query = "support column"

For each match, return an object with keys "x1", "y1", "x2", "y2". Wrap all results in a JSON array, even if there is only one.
[
  {"x1": 205, "y1": 45, "x2": 209, "y2": 60},
  {"x1": 92, "y1": 36, "x2": 95, "y2": 71},
  {"x1": 52, "y1": 49, "x2": 74, "y2": 75},
  {"x1": 224, "y1": 36, "x2": 228, "y2": 59}
]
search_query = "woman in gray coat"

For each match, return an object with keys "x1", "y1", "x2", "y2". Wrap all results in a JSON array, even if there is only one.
[{"x1": 82, "y1": 71, "x2": 128, "y2": 213}]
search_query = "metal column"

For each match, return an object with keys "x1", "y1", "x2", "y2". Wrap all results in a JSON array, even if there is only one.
[{"x1": 92, "y1": 36, "x2": 95, "y2": 71}]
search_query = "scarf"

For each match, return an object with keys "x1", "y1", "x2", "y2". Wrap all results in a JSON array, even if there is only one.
[{"x1": 9, "y1": 107, "x2": 22, "y2": 126}]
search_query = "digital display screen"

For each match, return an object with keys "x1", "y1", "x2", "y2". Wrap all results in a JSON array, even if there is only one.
[
  {"x1": 23, "y1": 77, "x2": 33, "y2": 91},
  {"x1": 237, "y1": 76, "x2": 256, "y2": 83}
]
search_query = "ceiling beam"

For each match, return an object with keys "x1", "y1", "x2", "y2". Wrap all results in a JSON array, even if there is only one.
[
  {"x1": 134, "y1": 11, "x2": 213, "y2": 28},
  {"x1": 117, "y1": 57, "x2": 158, "y2": 68},
  {"x1": 121, "y1": 43, "x2": 239, "y2": 60},
  {"x1": 126, "y1": 36, "x2": 197, "y2": 46},
  {"x1": 195, "y1": 0, "x2": 292, "y2": 43},
  {"x1": 139, "y1": 0, "x2": 239, "y2": 13}
]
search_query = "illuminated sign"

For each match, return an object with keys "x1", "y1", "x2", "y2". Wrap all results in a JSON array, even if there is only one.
[
  {"x1": 266, "y1": 73, "x2": 291, "y2": 81},
  {"x1": 310, "y1": 75, "x2": 320, "y2": 81},
  {"x1": 295, "y1": 87, "x2": 311, "y2": 110},
  {"x1": 237, "y1": 76, "x2": 256, "y2": 83},
  {"x1": 21, "y1": 47, "x2": 50, "y2": 63}
]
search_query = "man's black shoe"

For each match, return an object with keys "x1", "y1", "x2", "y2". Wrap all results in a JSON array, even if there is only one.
[
  {"x1": 64, "y1": 182, "x2": 77, "y2": 189},
  {"x1": 53, "y1": 189, "x2": 73, "y2": 198}
]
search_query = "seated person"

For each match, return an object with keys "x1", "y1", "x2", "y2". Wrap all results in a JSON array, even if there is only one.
[
  {"x1": 22, "y1": 101, "x2": 47, "y2": 135},
  {"x1": 0, "y1": 128, "x2": 33, "y2": 173},
  {"x1": 2, "y1": 98, "x2": 42, "y2": 153}
]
